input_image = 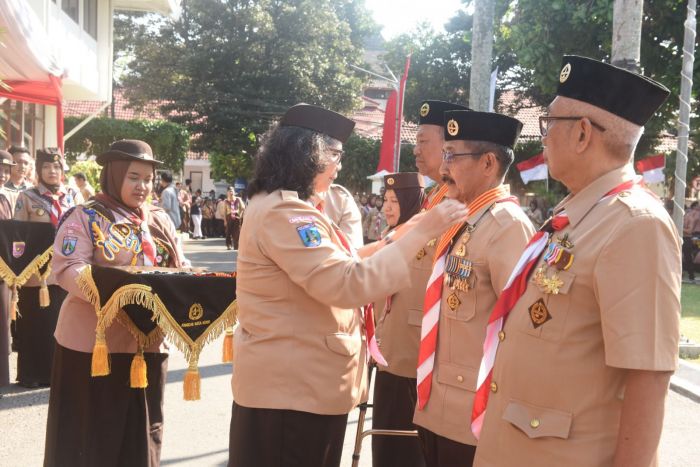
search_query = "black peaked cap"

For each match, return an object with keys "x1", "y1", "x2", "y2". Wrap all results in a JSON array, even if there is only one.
[
  {"x1": 418, "y1": 100, "x2": 470, "y2": 126},
  {"x1": 444, "y1": 111, "x2": 523, "y2": 149},
  {"x1": 556, "y1": 55, "x2": 670, "y2": 126}
]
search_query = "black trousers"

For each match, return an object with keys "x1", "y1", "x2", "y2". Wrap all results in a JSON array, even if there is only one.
[
  {"x1": 228, "y1": 402, "x2": 348, "y2": 467},
  {"x1": 417, "y1": 427, "x2": 476, "y2": 467},
  {"x1": 372, "y1": 371, "x2": 425, "y2": 467},
  {"x1": 226, "y1": 218, "x2": 241, "y2": 249},
  {"x1": 683, "y1": 236, "x2": 697, "y2": 279}
]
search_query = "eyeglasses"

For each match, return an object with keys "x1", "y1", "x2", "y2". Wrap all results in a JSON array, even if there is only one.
[
  {"x1": 539, "y1": 116, "x2": 606, "y2": 137},
  {"x1": 327, "y1": 149, "x2": 344, "y2": 164},
  {"x1": 441, "y1": 150, "x2": 484, "y2": 163}
]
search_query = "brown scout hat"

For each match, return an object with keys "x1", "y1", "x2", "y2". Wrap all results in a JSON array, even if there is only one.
[
  {"x1": 96, "y1": 139, "x2": 163, "y2": 166},
  {"x1": 36, "y1": 147, "x2": 64, "y2": 165},
  {"x1": 384, "y1": 172, "x2": 425, "y2": 190},
  {"x1": 0, "y1": 150, "x2": 16, "y2": 166}
]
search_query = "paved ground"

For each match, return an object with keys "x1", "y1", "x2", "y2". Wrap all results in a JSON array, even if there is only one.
[{"x1": 1, "y1": 237, "x2": 700, "y2": 466}]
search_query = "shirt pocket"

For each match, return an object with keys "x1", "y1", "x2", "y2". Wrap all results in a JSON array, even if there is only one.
[
  {"x1": 437, "y1": 363, "x2": 478, "y2": 426},
  {"x1": 442, "y1": 261, "x2": 483, "y2": 322},
  {"x1": 501, "y1": 399, "x2": 572, "y2": 439},
  {"x1": 522, "y1": 268, "x2": 576, "y2": 342},
  {"x1": 325, "y1": 333, "x2": 360, "y2": 357},
  {"x1": 407, "y1": 308, "x2": 423, "y2": 327}
]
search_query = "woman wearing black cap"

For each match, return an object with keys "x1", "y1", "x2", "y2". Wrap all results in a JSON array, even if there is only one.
[
  {"x1": 44, "y1": 140, "x2": 188, "y2": 467},
  {"x1": 229, "y1": 104, "x2": 468, "y2": 467},
  {"x1": 371, "y1": 172, "x2": 427, "y2": 467},
  {"x1": 12, "y1": 148, "x2": 82, "y2": 388}
]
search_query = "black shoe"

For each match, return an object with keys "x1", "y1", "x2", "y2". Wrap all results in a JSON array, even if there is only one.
[{"x1": 18, "y1": 381, "x2": 39, "y2": 389}]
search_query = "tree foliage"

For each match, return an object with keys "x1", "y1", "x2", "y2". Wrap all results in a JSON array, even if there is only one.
[
  {"x1": 63, "y1": 117, "x2": 190, "y2": 171},
  {"x1": 118, "y1": 0, "x2": 378, "y2": 178}
]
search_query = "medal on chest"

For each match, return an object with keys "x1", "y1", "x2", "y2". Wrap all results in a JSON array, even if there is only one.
[
  {"x1": 534, "y1": 233, "x2": 575, "y2": 294},
  {"x1": 444, "y1": 225, "x2": 475, "y2": 292}
]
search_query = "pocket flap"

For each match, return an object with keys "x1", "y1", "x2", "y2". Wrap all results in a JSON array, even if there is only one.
[
  {"x1": 325, "y1": 333, "x2": 360, "y2": 357},
  {"x1": 436, "y1": 362, "x2": 477, "y2": 392},
  {"x1": 407, "y1": 309, "x2": 423, "y2": 327},
  {"x1": 502, "y1": 400, "x2": 572, "y2": 439}
]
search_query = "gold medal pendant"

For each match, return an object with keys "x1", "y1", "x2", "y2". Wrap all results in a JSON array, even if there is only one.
[
  {"x1": 416, "y1": 248, "x2": 426, "y2": 260},
  {"x1": 455, "y1": 243, "x2": 466, "y2": 257}
]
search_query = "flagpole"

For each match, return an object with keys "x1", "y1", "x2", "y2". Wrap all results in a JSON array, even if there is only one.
[{"x1": 673, "y1": 0, "x2": 697, "y2": 234}]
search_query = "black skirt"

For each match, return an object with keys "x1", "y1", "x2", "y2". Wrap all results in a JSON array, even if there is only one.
[
  {"x1": 228, "y1": 402, "x2": 348, "y2": 467},
  {"x1": 372, "y1": 371, "x2": 426, "y2": 467},
  {"x1": 44, "y1": 344, "x2": 168, "y2": 467},
  {"x1": 0, "y1": 283, "x2": 10, "y2": 386},
  {"x1": 16, "y1": 285, "x2": 65, "y2": 385}
]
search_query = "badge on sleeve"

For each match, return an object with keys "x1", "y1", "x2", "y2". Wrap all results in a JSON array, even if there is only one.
[
  {"x1": 62, "y1": 236, "x2": 78, "y2": 256},
  {"x1": 12, "y1": 242, "x2": 25, "y2": 258},
  {"x1": 297, "y1": 223, "x2": 322, "y2": 247}
]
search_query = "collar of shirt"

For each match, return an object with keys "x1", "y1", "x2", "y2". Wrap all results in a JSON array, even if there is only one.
[{"x1": 554, "y1": 165, "x2": 636, "y2": 230}]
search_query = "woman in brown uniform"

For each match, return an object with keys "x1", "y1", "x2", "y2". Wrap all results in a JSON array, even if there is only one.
[
  {"x1": 13, "y1": 148, "x2": 81, "y2": 387},
  {"x1": 229, "y1": 104, "x2": 468, "y2": 467},
  {"x1": 0, "y1": 150, "x2": 17, "y2": 388},
  {"x1": 44, "y1": 140, "x2": 188, "y2": 467},
  {"x1": 372, "y1": 172, "x2": 427, "y2": 467}
]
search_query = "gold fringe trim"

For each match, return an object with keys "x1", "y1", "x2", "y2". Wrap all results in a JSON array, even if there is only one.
[
  {"x1": 0, "y1": 246, "x2": 53, "y2": 289},
  {"x1": 75, "y1": 265, "x2": 101, "y2": 312}
]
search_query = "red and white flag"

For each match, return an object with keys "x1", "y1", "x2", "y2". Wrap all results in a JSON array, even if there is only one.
[
  {"x1": 635, "y1": 154, "x2": 665, "y2": 184},
  {"x1": 516, "y1": 153, "x2": 547, "y2": 184}
]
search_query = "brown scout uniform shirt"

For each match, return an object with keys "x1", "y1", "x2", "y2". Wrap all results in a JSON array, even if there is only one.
[
  {"x1": 51, "y1": 203, "x2": 187, "y2": 354},
  {"x1": 474, "y1": 166, "x2": 681, "y2": 467},
  {"x1": 413, "y1": 199, "x2": 535, "y2": 445},
  {"x1": 232, "y1": 189, "x2": 434, "y2": 415},
  {"x1": 14, "y1": 184, "x2": 82, "y2": 287},
  {"x1": 0, "y1": 187, "x2": 17, "y2": 220},
  {"x1": 375, "y1": 186, "x2": 446, "y2": 379},
  {"x1": 322, "y1": 184, "x2": 363, "y2": 249}
]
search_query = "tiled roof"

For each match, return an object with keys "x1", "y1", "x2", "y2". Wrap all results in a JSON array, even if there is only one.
[
  {"x1": 65, "y1": 90, "x2": 206, "y2": 160},
  {"x1": 64, "y1": 90, "x2": 165, "y2": 121},
  {"x1": 496, "y1": 90, "x2": 542, "y2": 140},
  {"x1": 351, "y1": 104, "x2": 419, "y2": 144}
]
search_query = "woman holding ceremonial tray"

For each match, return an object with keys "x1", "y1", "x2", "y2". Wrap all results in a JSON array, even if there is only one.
[
  {"x1": 44, "y1": 140, "x2": 188, "y2": 467},
  {"x1": 229, "y1": 104, "x2": 469, "y2": 467},
  {"x1": 13, "y1": 148, "x2": 82, "y2": 388}
]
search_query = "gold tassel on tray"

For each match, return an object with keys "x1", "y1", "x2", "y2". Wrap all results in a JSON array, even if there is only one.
[
  {"x1": 91, "y1": 331, "x2": 111, "y2": 377},
  {"x1": 183, "y1": 361, "x2": 201, "y2": 401},
  {"x1": 39, "y1": 277, "x2": 50, "y2": 308},
  {"x1": 10, "y1": 286, "x2": 18, "y2": 321},
  {"x1": 222, "y1": 327, "x2": 234, "y2": 363},
  {"x1": 130, "y1": 347, "x2": 148, "y2": 388}
]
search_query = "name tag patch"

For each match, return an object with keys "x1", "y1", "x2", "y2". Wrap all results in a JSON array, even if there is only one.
[{"x1": 297, "y1": 223, "x2": 322, "y2": 247}]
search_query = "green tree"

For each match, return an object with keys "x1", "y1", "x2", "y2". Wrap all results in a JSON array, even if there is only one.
[
  {"x1": 63, "y1": 117, "x2": 190, "y2": 171},
  {"x1": 119, "y1": 0, "x2": 378, "y2": 177}
]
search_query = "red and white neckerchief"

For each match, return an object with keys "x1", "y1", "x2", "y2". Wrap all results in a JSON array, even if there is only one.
[
  {"x1": 41, "y1": 186, "x2": 66, "y2": 227},
  {"x1": 470, "y1": 177, "x2": 642, "y2": 438},
  {"x1": 115, "y1": 207, "x2": 158, "y2": 266},
  {"x1": 421, "y1": 184, "x2": 449, "y2": 211},
  {"x1": 323, "y1": 207, "x2": 388, "y2": 366},
  {"x1": 417, "y1": 185, "x2": 516, "y2": 410}
]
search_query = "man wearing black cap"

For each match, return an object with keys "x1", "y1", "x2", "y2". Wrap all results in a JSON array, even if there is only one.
[
  {"x1": 229, "y1": 104, "x2": 469, "y2": 467},
  {"x1": 473, "y1": 56, "x2": 680, "y2": 467},
  {"x1": 412, "y1": 111, "x2": 534, "y2": 466}
]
